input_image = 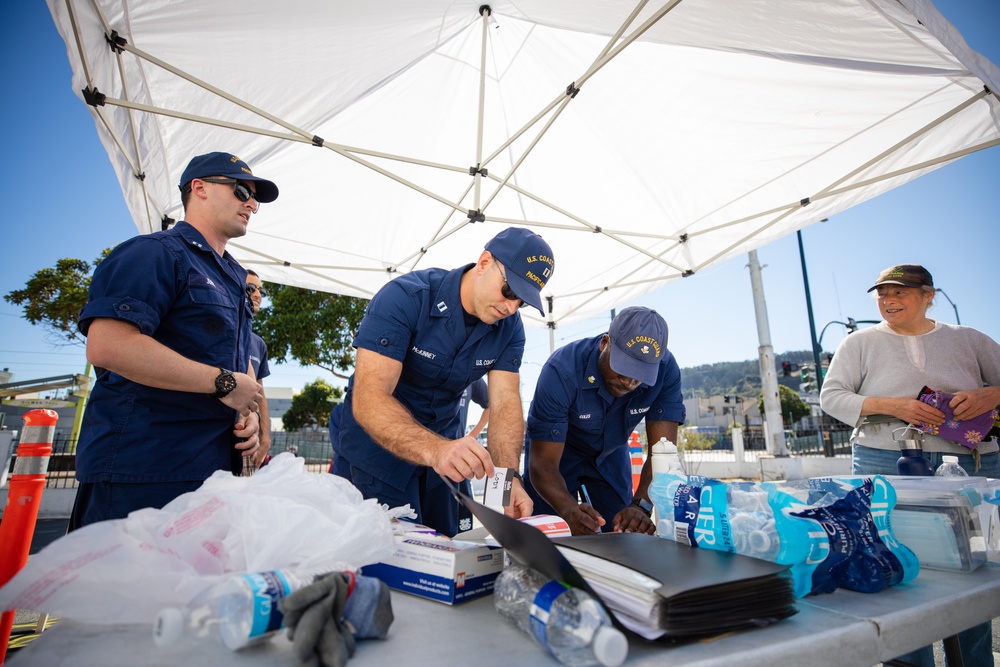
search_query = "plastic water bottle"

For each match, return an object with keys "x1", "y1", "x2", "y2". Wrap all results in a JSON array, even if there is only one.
[
  {"x1": 650, "y1": 437, "x2": 682, "y2": 476},
  {"x1": 650, "y1": 438, "x2": 683, "y2": 525},
  {"x1": 728, "y1": 511, "x2": 780, "y2": 561},
  {"x1": 155, "y1": 569, "x2": 310, "y2": 649},
  {"x1": 727, "y1": 487, "x2": 780, "y2": 561},
  {"x1": 154, "y1": 570, "x2": 391, "y2": 650},
  {"x1": 934, "y1": 455, "x2": 969, "y2": 477},
  {"x1": 493, "y1": 564, "x2": 628, "y2": 667}
]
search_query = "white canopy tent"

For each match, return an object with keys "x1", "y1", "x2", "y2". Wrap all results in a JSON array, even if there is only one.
[{"x1": 47, "y1": 0, "x2": 1000, "y2": 331}]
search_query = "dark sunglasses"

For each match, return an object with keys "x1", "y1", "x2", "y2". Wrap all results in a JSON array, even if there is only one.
[
  {"x1": 496, "y1": 263, "x2": 527, "y2": 309},
  {"x1": 199, "y1": 177, "x2": 261, "y2": 212},
  {"x1": 245, "y1": 283, "x2": 268, "y2": 298}
]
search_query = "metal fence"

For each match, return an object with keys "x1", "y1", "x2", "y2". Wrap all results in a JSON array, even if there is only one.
[
  {"x1": 696, "y1": 426, "x2": 853, "y2": 458},
  {"x1": 5, "y1": 426, "x2": 855, "y2": 489}
]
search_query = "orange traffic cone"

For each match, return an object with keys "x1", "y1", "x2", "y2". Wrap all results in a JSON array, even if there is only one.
[
  {"x1": 0, "y1": 409, "x2": 57, "y2": 663},
  {"x1": 629, "y1": 431, "x2": 643, "y2": 493}
]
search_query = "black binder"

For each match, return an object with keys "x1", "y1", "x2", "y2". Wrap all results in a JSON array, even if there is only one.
[{"x1": 443, "y1": 477, "x2": 796, "y2": 639}]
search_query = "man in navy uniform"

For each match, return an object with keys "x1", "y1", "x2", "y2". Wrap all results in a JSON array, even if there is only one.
[
  {"x1": 339, "y1": 227, "x2": 554, "y2": 536},
  {"x1": 245, "y1": 269, "x2": 272, "y2": 469},
  {"x1": 524, "y1": 306, "x2": 685, "y2": 535},
  {"x1": 71, "y1": 152, "x2": 275, "y2": 528}
]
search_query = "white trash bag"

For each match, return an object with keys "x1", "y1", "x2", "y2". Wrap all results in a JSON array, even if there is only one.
[{"x1": 0, "y1": 453, "x2": 395, "y2": 624}]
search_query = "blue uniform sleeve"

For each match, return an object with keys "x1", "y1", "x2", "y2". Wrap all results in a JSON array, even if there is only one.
[
  {"x1": 351, "y1": 280, "x2": 419, "y2": 363},
  {"x1": 646, "y1": 352, "x2": 686, "y2": 424},
  {"x1": 526, "y1": 361, "x2": 574, "y2": 443},
  {"x1": 489, "y1": 316, "x2": 525, "y2": 374},
  {"x1": 258, "y1": 338, "x2": 270, "y2": 380},
  {"x1": 79, "y1": 236, "x2": 179, "y2": 336}
]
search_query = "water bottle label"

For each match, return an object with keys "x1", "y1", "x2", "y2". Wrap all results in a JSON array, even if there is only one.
[
  {"x1": 244, "y1": 571, "x2": 293, "y2": 639},
  {"x1": 672, "y1": 482, "x2": 701, "y2": 547},
  {"x1": 529, "y1": 580, "x2": 569, "y2": 648}
]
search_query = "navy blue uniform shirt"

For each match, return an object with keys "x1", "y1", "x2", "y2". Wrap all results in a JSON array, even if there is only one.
[
  {"x1": 249, "y1": 333, "x2": 270, "y2": 380},
  {"x1": 76, "y1": 221, "x2": 252, "y2": 483},
  {"x1": 339, "y1": 264, "x2": 524, "y2": 490},
  {"x1": 525, "y1": 334, "x2": 685, "y2": 508},
  {"x1": 456, "y1": 377, "x2": 490, "y2": 439}
]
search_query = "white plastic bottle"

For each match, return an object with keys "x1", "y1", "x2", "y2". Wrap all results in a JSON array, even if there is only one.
[
  {"x1": 155, "y1": 569, "x2": 311, "y2": 650},
  {"x1": 493, "y1": 564, "x2": 628, "y2": 667},
  {"x1": 934, "y1": 455, "x2": 969, "y2": 477},
  {"x1": 650, "y1": 437, "x2": 682, "y2": 476},
  {"x1": 649, "y1": 437, "x2": 683, "y2": 526}
]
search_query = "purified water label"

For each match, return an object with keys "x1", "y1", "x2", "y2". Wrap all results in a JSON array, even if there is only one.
[
  {"x1": 529, "y1": 579, "x2": 569, "y2": 647},
  {"x1": 246, "y1": 571, "x2": 292, "y2": 638}
]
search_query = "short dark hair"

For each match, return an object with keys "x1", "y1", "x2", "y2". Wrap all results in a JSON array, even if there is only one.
[{"x1": 247, "y1": 269, "x2": 260, "y2": 279}]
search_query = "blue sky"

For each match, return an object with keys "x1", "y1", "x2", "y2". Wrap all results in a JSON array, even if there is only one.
[{"x1": 1, "y1": 1, "x2": 998, "y2": 405}]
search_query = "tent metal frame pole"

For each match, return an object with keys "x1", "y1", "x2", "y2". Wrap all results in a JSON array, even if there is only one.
[
  {"x1": 472, "y1": 6, "x2": 490, "y2": 214},
  {"x1": 57, "y1": 0, "x2": 1000, "y2": 327}
]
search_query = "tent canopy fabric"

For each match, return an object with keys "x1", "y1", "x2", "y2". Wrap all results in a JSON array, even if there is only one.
[{"x1": 47, "y1": 0, "x2": 1000, "y2": 328}]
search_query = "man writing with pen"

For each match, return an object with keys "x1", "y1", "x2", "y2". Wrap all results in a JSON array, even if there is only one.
[{"x1": 523, "y1": 307, "x2": 685, "y2": 535}]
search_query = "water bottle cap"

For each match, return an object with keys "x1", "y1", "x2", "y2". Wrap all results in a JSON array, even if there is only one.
[
  {"x1": 153, "y1": 607, "x2": 185, "y2": 647},
  {"x1": 592, "y1": 625, "x2": 629, "y2": 667},
  {"x1": 942, "y1": 455, "x2": 959, "y2": 464},
  {"x1": 749, "y1": 529, "x2": 772, "y2": 554},
  {"x1": 651, "y1": 437, "x2": 677, "y2": 455}
]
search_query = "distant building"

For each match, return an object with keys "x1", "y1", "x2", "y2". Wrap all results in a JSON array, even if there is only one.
[{"x1": 682, "y1": 395, "x2": 760, "y2": 433}]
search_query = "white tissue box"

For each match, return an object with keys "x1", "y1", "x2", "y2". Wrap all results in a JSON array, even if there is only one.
[{"x1": 362, "y1": 533, "x2": 504, "y2": 604}]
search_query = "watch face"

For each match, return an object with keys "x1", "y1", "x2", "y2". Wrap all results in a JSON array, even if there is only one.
[{"x1": 216, "y1": 370, "x2": 237, "y2": 395}]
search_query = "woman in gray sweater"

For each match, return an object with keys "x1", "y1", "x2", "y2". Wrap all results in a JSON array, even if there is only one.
[{"x1": 820, "y1": 263, "x2": 1000, "y2": 667}]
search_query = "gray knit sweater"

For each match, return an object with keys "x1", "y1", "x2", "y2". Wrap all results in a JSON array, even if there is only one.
[{"x1": 820, "y1": 321, "x2": 1000, "y2": 454}]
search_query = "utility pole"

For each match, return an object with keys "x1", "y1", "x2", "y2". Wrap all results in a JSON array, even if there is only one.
[{"x1": 747, "y1": 250, "x2": 788, "y2": 456}]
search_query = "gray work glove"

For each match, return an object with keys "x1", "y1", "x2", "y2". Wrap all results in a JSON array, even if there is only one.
[{"x1": 279, "y1": 572, "x2": 356, "y2": 667}]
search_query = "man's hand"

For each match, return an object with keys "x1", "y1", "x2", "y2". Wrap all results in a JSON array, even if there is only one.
[
  {"x1": 431, "y1": 435, "x2": 495, "y2": 482},
  {"x1": 220, "y1": 372, "x2": 263, "y2": 415},
  {"x1": 233, "y1": 410, "x2": 261, "y2": 454},
  {"x1": 503, "y1": 478, "x2": 533, "y2": 520},
  {"x1": 254, "y1": 433, "x2": 272, "y2": 466},
  {"x1": 612, "y1": 506, "x2": 655, "y2": 534},
  {"x1": 566, "y1": 503, "x2": 605, "y2": 536}
]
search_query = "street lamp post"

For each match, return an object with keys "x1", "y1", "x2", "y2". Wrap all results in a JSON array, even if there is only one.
[
  {"x1": 796, "y1": 231, "x2": 825, "y2": 396},
  {"x1": 935, "y1": 288, "x2": 961, "y2": 325}
]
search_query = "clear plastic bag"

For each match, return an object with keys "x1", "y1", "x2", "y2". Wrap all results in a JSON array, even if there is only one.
[{"x1": 0, "y1": 453, "x2": 395, "y2": 624}]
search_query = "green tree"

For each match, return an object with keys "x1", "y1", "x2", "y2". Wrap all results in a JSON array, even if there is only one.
[
  {"x1": 757, "y1": 384, "x2": 811, "y2": 429},
  {"x1": 281, "y1": 379, "x2": 343, "y2": 437},
  {"x1": 4, "y1": 249, "x2": 113, "y2": 345},
  {"x1": 252, "y1": 283, "x2": 368, "y2": 380}
]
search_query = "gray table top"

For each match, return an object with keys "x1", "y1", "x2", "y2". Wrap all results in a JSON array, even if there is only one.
[{"x1": 12, "y1": 566, "x2": 1000, "y2": 667}]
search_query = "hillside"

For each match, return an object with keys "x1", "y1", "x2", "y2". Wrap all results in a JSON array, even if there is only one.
[{"x1": 679, "y1": 350, "x2": 816, "y2": 399}]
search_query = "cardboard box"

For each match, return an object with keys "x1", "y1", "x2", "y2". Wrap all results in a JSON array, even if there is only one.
[{"x1": 362, "y1": 533, "x2": 504, "y2": 604}]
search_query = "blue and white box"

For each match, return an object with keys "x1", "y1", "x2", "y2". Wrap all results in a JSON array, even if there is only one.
[{"x1": 362, "y1": 533, "x2": 504, "y2": 605}]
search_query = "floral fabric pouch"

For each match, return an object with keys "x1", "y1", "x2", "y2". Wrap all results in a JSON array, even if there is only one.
[{"x1": 911, "y1": 386, "x2": 1000, "y2": 450}]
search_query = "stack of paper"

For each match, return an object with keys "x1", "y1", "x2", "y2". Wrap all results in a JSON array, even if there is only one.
[
  {"x1": 440, "y1": 476, "x2": 796, "y2": 641},
  {"x1": 552, "y1": 533, "x2": 797, "y2": 639}
]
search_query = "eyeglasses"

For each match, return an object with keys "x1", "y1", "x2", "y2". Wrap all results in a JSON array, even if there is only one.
[
  {"x1": 245, "y1": 283, "x2": 268, "y2": 298},
  {"x1": 496, "y1": 262, "x2": 527, "y2": 309},
  {"x1": 199, "y1": 177, "x2": 261, "y2": 213}
]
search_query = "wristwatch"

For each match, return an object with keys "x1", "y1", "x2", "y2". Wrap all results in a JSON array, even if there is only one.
[
  {"x1": 210, "y1": 368, "x2": 237, "y2": 398},
  {"x1": 631, "y1": 497, "x2": 654, "y2": 517}
]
